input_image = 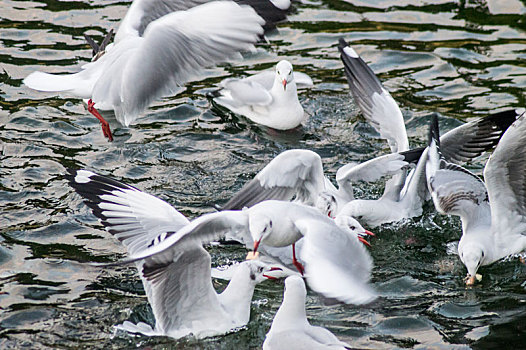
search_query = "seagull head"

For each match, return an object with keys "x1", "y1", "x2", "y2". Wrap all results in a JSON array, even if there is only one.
[
  {"x1": 284, "y1": 275, "x2": 306, "y2": 299},
  {"x1": 459, "y1": 242, "x2": 485, "y2": 285},
  {"x1": 316, "y1": 192, "x2": 337, "y2": 218},
  {"x1": 249, "y1": 213, "x2": 273, "y2": 253},
  {"x1": 335, "y1": 215, "x2": 375, "y2": 247},
  {"x1": 275, "y1": 60, "x2": 294, "y2": 91},
  {"x1": 243, "y1": 260, "x2": 283, "y2": 283}
]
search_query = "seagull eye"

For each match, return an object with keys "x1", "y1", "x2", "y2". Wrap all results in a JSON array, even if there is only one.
[
  {"x1": 350, "y1": 226, "x2": 356, "y2": 230},
  {"x1": 277, "y1": 70, "x2": 281, "y2": 75},
  {"x1": 269, "y1": 221, "x2": 273, "y2": 229},
  {"x1": 481, "y1": 251, "x2": 485, "y2": 258}
]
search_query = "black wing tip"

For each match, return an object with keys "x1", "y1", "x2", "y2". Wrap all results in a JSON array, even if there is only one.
[
  {"x1": 485, "y1": 108, "x2": 522, "y2": 132},
  {"x1": 237, "y1": 0, "x2": 291, "y2": 30},
  {"x1": 428, "y1": 113, "x2": 440, "y2": 147},
  {"x1": 338, "y1": 37, "x2": 349, "y2": 51},
  {"x1": 399, "y1": 147, "x2": 425, "y2": 164},
  {"x1": 84, "y1": 29, "x2": 114, "y2": 57},
  {"x1": 83, "y1": 34, "x2": 98, "y2": 56}
]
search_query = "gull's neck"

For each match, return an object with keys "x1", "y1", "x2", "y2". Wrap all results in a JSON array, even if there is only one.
[
  {"x1": 218, "y1": 265, "x2": 257, "y2": 326},
  {"x1": 271, "y1": 77, "x2": 298, "y2": 103},
  {"x1": 270, "y1": 287, "x2": 309, "y2": 332}
]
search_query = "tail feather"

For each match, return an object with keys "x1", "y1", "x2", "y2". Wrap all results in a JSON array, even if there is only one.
[{"x1": 23, "y1": 71, "x2": 80, "y2": 92}]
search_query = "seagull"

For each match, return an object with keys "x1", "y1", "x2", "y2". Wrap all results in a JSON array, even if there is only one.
[
  {"x1": 263, "y1": 276, "x2": 353, "y2": 350},
  {"x1": 425, "y1": 109, "x2": 526, "y2": 285},
  {"x1": 66, "y1": 169, "x2": 283, "y2": 339},
  {"x1": 24, "y1": 0, "x2": 283, "y2": 141},
  {"x1": 217, "y1": 107, "x2": 518, "y2": 228},
  {"x1": 213, "y1": 60, "x2": 313, "y2": 130},
  {"x1": 331, "y1": 39, "x2": 520, "y2": 226},
  {"x1": 109, "y1": 198, "x2": 376, "y2": 305}
]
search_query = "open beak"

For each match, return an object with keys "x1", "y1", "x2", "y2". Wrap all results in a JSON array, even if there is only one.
[
  {"x1": 358, "y1": 236, "x2": 371, "y2": 247},
  {"x1": 282, "y1": 79, "x2": 287, "y2": 91},
  {"x1": 364, "y1": 230, "x2": 375, "y2": 236},
  {"x1": 263, "y1": 266, "x2": 283, "y2": 280}
]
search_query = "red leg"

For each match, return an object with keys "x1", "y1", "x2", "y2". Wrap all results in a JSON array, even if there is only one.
[
  {"x1": 292, "y1": 243, "x2": 305, "y2": 276},
  {"x1": 87, "y1": 99, "x2": 113, "y2": 141}
]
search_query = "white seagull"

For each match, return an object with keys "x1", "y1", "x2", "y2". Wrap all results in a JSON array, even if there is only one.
[
  {"x1": 217, "y1": 107, "x2": 518, "y2": 228},
  {"x1": 66, "y1": 169, "x2": 283, "y2": 339},
  {"x1": 24, "y1": 0, "x2": 281, "y2": 141},
  {"x1": 213, "y1": 60, "x2": 313, "y2": 130},
  {"x1": 331, "y1": 39, "x2": 521, "y2": 227},
  {"x1": 263, "y1": 276, "x2": 352, "y2": 350},
  {"x1": 425, "y1": 109, "x2": 526, "y2": 285},
  {"x1": 113, "y1": 199, "x2": 377, "y2": 305}
]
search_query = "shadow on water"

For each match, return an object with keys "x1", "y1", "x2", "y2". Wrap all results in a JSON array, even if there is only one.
[{"x1": 1, "y1": 0, "x2": 525, "y2": 348}]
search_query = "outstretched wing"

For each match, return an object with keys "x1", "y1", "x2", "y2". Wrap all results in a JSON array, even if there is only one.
[
  {"x1": 425, "y1": 116, "x2": 490, "y2": 229},
  {"x1": 295, "y1": 218, "x2": 376, "y2": 305},
  {"x1": 338, "y1": 38, "x2": 408, "y2": 153},
  {"x1": 112, "y1": 210, "x2": 249, "y2": 266},
  {"x1": 66, "y1": 169, "x2": 189, "y2": 256},
  {"x1": 96, "y1": 1, "x2": 265, "y2": 126},
  {"x1": 221, "y1": 149, "x2": 325, "y2": 210},
  {"x1": 336, "y1": 152, "x2": 410, "y2": 187},
  {"x1": 485, "y1": 109, "x2": 526, "y2": 240},
  {"x1": 115, "y1": 0, "x2": 290, "y2": 41},
  {"x1": 440, "y1": 109, "x2": 521, "y2": 164},
  {"x1": 142, "y1": 245, "x2": 227, "y2": 335}
]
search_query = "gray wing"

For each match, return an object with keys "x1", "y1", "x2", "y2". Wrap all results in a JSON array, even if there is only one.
[
  {"x1": 142, "y1": 245, "x2": 226, "y2": 335},
  {"x1": 221, "y1": 149, "x2": 325, "y2": 210},
  {"x1": 338, "y1": 38, "x2": 408, "y2": 153},
  {"x1": 116, "y1": 0, "x2": 290, "y2": 40},
  {"x1": 221, "y1": 78, "x2": 273, "y2": 106},
  {"x1": 95, "y1": 2, "x2": 265, "y2": 126},
  {"x1": 485, "y1": 109, "x2": 526, "y2": 238},
  {"x1": 117, "y1": 210, "x2": 249, "y2": 266},
  {"x1": 66, "y1": 169, "x2": 189, "y2": 256},
  {"x1": 425, "y1": 116, "x2": 490, "y2": 227},
  {"x1": 440, "y1": 109, "x2": 521, "y2": 164},
  {"x1": 296, "y1": 218, "x2": 376, "y2": 305}
]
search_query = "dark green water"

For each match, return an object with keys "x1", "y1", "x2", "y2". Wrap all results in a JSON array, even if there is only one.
[{"x1": 1, "y1": 0, "x2": 526, "y2": 348}]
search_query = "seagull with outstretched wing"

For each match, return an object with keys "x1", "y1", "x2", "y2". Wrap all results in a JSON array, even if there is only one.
[
  {"x1": 25, "y1": 0, "x2": 289, "y2": 141},
  {"x1": 425, "y1": 109, "x2": 526, "y2": 285},
  {"x1": 67, "y1": 169, "x2": 283, "y2": 339}
]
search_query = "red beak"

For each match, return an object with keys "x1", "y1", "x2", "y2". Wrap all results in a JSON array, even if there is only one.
[
  {"x1": 263, "y1": 266, "x2": 283, "y2": 280},
  {"x1": 282, "y1": 79, "x2": 287, "y2": 90},
  {"x1": 253, "y1": 239, "x2": 261, "y2": 252},
  {"x1": 358, "y1": 236, "x2": 371, "y2": 247},
  {"x1": 364, "y1": 230, "x2": 375, "y2": 236}
]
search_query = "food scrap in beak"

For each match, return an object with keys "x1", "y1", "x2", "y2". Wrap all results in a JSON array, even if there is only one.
[
  {"x1": 464, "y1": 273, "x2": 482, "y2": 286},
  {"x1": 246, "y1": 251, "x2": 260, "y2": 260}
]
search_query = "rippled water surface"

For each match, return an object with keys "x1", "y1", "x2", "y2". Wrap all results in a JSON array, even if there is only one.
[{"x1": 1, "y1": 0, "x2": 526, "y2": 348}]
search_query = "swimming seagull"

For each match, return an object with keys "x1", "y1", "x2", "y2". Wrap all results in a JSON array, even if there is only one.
[
  {"x1": 425, "y1": 109, "x2": 526, "y2": 285},
  {"x1": 66, "y1": 169, "x2": 283, "y2": 339},
  {"x1": 213, "y1": 60, "x2": 313, "y2": 130},
  {"x1": 24, "y1": 1, "x2": 274, "y2": 141},
  {"x1": 263, "y1": 276, "x2": 353, "y2": 350},
  {"x1": 109, "y1": 199, "x2": 376, "y2": 305}
]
